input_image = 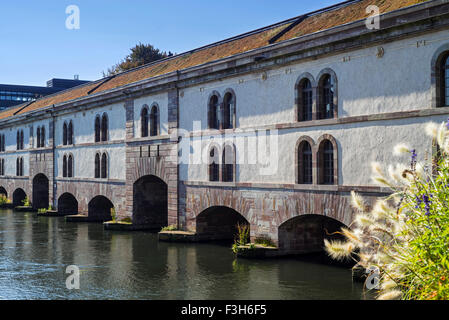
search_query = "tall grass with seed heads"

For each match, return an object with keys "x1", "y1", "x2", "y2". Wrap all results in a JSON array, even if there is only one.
[{"x1": 325, "y1": 119, "x2": 449, "y2": 300}]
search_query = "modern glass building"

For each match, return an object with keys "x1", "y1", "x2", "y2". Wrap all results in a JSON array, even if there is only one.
[{"x1": 0, "y1": 78, "x2": 90, "y2": 110}]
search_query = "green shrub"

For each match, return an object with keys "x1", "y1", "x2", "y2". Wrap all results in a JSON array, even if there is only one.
[
  {"x1": 325, "y1": 120, "x2": 449, "y2": 300},
  {"x1": 161, "y1": 225, "x2": 178, "y2": 232},
  {"x1": 22, "y1": 197, "x2": 31, "y2": 207},
  {"x1": 235, "y1": 223, "x2": 250, "y2": 246},
  {"x1": 0, "y1": 194, "x2": 8, "y2": 205},
  {"x1": 38, "y1": 208, "x2": 48, "y2": 214}
]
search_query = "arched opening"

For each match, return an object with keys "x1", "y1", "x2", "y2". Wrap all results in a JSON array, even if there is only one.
[
  {"x1": 13, "y1": 188, "x2": 26, "y2": 207},
  {"x1": 318, "y1": 74, "x2": 335, "y2": 120},
  {"x1": 209, "y1": 147, "x2": 219, "y2": 182},
  {"x1": 0, "y1": 186, "x2": 7, "y2": 198},
  {"x1": 133, "y1": 175, "x2": 168, "y2": 230},
  {"x1": 150, "y1": 105, "x2": 159, "y2": 136},
  {"x1": 278, "y1": 214, "x2": 346, "y2": 256},
  {"x1": 223, "y1": 92, "x2": 234, "y2": 129},
  {"x1": 208, "y1": 95, "x2": 220, "y2": 129},
  {"x1": 318, "y1": 139, "x2": 335, "y2": 185},
  {"x1": 88, "y1": 195, "x2": 113, "y2": 222},
  {"x1": 141, "y1": 107, "x2": 149, "y2": 137},
  {"x1": 298, "y1": 141, "x2": 313, "y2": 184},
  {"x1": 101, "y1": 113, "x2": 108, "y2": 141},
  {"x1": 222, "y1": 144, "x2": 234, "y2": 182},
  {"x1": 95, "y1": 153, "x2": 100, "y2": 178},
  {"x1": 32, "y1": 173, "x2": 49, "y2": 210},
  {"x1": 63, "y1": 122, "x2": 68, "y2": 145},
  {"x1": 40, "y1": 127, "x2": 45, "y2": 148},
  {"x1": 58, "y1": 193, "x2": 78, "y2": 215},
  {"x1": 68, "y1": 121, "x2": 73, "y2": 145},
  {"x1": 298, "y1": 78, "x2": 313, "y2": 121},
  {"x1": 196, "y1": 206, "x2": 249, "y2": 241},
  {"x1": 94, "y1": 116, "x2": 101, "y2": 142}
]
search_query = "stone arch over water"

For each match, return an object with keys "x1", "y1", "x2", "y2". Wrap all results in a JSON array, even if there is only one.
[
  {"x1": 32, "y1": 173, "x2": 49, "y2": 210},
  {"x1": 58, "y1": 193, "x2": 78, "y2": 215},
  {"x1": 278, "y1": 214, "x2": 347, "y2": 255},
  {"x1": 13, "y1": 188, "x2": 27, "y2": 207},
  {"x1": 88, "y1": 195, "x2": 114, "y2": 222},
  {"x1": 196, "y1": 206, "x2": 249, "y2": 242},
  {"x1": 133, "y1": 175, "x2": 168, "y2": 230}
]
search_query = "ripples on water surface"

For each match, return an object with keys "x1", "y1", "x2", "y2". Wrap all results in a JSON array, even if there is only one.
[{"x1": 0, "y1": 209, "x2": 366, "y2": 300}]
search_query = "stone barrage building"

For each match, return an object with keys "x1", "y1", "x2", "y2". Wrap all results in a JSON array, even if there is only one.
[{"x1": 1, "y1": 0, "x2": 449, "y2": 254}]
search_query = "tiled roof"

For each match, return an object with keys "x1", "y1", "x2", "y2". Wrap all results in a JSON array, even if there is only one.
[{"x1": 0, "y1": 0, "x2": 428, "y2": 121}]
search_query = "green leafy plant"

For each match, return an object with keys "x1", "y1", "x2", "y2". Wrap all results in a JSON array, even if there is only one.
[
  {"x1": 0, "y1": 194, "x2": 8, "y2": 205},
  {"x1": 325, "y1": 120, "x2": 449, "y2": 300},
  {"x1": 22, "y1": 197, "x2": 31, "y2": 207},
  {"x1": 110, "y1": 208, "x2": 116, "y2": 223},
  {"x1": 38, "y1": 208, "x2": 48, "y2": 214},
  {"x1": 161, "y1": 225, "x2": 178, "y2": 232}
]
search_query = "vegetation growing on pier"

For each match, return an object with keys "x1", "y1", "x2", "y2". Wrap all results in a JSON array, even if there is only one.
[{"x1": 326, "y1": 120, "x2": 449, "y2": 300}]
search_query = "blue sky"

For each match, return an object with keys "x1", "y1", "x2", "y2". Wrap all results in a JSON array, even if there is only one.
[{"x1": 0, "y1": 0, "x2": 340, "y2": 86}]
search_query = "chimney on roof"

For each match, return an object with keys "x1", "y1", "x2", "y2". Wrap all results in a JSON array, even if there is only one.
[{"x1": 74, "y1": 74, "x2": 79, "y2": 80}]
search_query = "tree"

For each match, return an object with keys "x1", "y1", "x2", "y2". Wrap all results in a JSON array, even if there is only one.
[{"x1": 103, "y1": 43, "x2": 174, "y2": 77}]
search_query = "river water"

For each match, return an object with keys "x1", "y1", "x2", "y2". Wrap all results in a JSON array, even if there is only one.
[{"x1": 0, "y1": 209, "x2": 366, "y2": 300}]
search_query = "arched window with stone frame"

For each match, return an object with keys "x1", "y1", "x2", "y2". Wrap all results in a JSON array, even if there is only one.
[
  {"x1": 95, "y1": 116, "x2": 101, "y2": 142},
  {"x1": 68, "y1": 154, "x2": 74, "y2": 178},
  {"x1": 209, "y1": 146, "x2": 220, "y2": 182},
  {"x1": 63, "y1": 122, "x2": 68, "y2": 146},
  {"x1": 222, "y1": 144, "x2": 235, "y2": 182},
  {"x1": 432, "y1": 46, "x2": 449, "y2": 108},
  {"x1": 95, "y1": 153, "x2": 100, "y2": 178},
  {"x1": 222, "y1": 90, "x2": 236, "y2": 129},
  {"x1": 36, "y1": 127, "x2": 41, "y2": 148},
  {"x1": 68, "y1": 121, "x2": 74, "y2": 145},
  {"x1": 317, "y1": 69, "x2": 337, "y2": 120},
  {"x1": 141, "y1": 106, "x2": 149, "y2": 138},
  {"x1": 150, "y1": 104, "x2": 159, "y2": 137},
  {"x1": 63, "y1": 155, "x2": 68, "y2": 178},
  {"x1": 208, "y1": 93, "x2": 220, "y2": 130},
  {"x1": 101, "y1": 152, "x2": 107, "y2": 178},
  {"x1": 296, "y1": 137, "x2": 315, "y2": 185},
  {"x1": 295, "y1": 74, "x2": 315, "y2": 122},
  {"x1": 40, "y1": 127, "x2": 44, "y2": 148},
  {"x1": 101, "y1": 113, "x2": 108, "y2": 142},
  {"x1": 317, "y1": 136, "x2": 338, "y2": 185}
]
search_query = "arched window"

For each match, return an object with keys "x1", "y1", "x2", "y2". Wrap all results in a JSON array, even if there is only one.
[
  {"x1": 16, "y1": 157, "x2": 23, "y2": 176},
  {"x1": 68, "y1": 154, "x2": 73, "y2": 177},
  {"x1": 208, "y1": 95, "x2": 220, "y2": 129},
  {"x1": 222, "y1": 144, "x2": 234, "y2": 182},
  {"x1": 223, "y1": 92, "x2": 235, "y2": 129},
  {"x1": 36, "y1": 127, "x2": 41, "y2": 148},
  {"x1": 150, "y1": 105, "x2": 159, "y2": 136},
  {"x1": 101, "y1": 114, "x2": 108, "y2": 142},
  {"x1": 141, "y1": 107, "x2": 149, "y2": 137},
  {"x1": 16, "y1": 131, "x2": 20, "y2": 150},
  {"x1": 209, "y1": 147, "x2": 219, "y2": 182},
  {"x1": 40, "y1": 127, "x2": 44, "y2": 148},
  {"x1": 298, "y1": 141, "x2": 313, "y2": 184},
  {"x1": 63, "y1": 122, "x2": 68, "y2": 145},
  {"x1": 318, "y1": 74, "x2": 335, "y2": 120},
  {"x1": 318, "y1": 140, "x2": 335, "y2": 185},
  {"x1": 95, "y1": 116, "x2": 101, "y2": 142},
  {"x1": 442, "y1": 54, "x2": 449, "y2": 107},
  {"x1": 68, "y1": 121, "x2": 73, "y2": 145},
  {"x1": 101, "y1": 153, "x2": 107, "y2": 178},
  {"x1": 95, "y1": 153, "x2": 100, "y2": 178},
  {"x1": 0, "y1": 134, "x2": 4, "y2": 152},
  {"x1": 20, "y1": 130, "x2": 24, "y2": 150},
  {"x1": 0, "y1": 159, "x2": 4, "y2": 176},
  {"x1": 299, "y1": 79, "x2": 313, "y2": 122},
  {"x1": 63, "y1": 155, "x2": 67, "y2": 177}
]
